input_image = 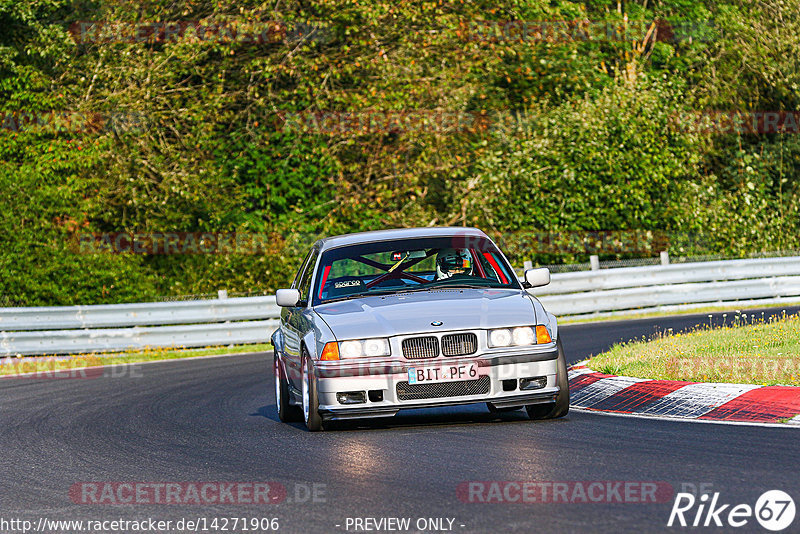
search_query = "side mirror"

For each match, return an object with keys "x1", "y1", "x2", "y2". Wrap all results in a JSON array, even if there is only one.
[
  {"x1": 524, "y1": 267, "x2": 551, "y2": 288},
  {"x1": 276, "y1": 288, "x2": 302, "y2": 307}
]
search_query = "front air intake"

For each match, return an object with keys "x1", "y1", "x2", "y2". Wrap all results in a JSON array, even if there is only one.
[
  {"x1": 402, "y1": 336, "x2": 439, "y2": 359},
  {"x1": 396, "y1": 376, "x2": 490, "y2": 401},
  {"x1": 441, "y1": 332, "x2": 478, "y2": 356}
]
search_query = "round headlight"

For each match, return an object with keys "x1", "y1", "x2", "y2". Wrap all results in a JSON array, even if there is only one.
[
  {"x1": 512, "y1": 326, "x2": 535, "y2": 346},
  {"x1": 339, "y1": 340, "x2": 362, "y2": 358},
  {"x1": 489, "y1": 328, "x2": 512, "y2": 347},
  {"x1": 363, "y1": 338, "x2": 389, "y2": 357}
]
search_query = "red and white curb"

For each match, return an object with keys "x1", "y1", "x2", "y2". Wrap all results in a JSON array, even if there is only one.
[{"x1": 569, "y1": 365, "x2": 800, "y2": 425}]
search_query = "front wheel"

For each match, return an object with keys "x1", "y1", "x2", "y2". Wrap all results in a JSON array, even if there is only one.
[
  {"x1": 526, "y1": 338, "x2": 570, "y2": 420},
  {"x1": 275, "y1": 355, "x2": 302, "y2": 423},
  {"x1": 302, "y1": 352, "x2": 324, "y2": 432}
]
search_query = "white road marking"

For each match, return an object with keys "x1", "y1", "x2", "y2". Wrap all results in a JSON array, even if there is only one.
[
  {"x1": 570, "y1": 375, "x2": 650, "y2": 408},
  {"x1": 572, "y1": 407, "x2": 800, "y2": 429},
  {"x1": 638, "y1": 382, "x2": 762, "y2": 418},
  {"x1": 567, "y1": 367, "x2": 596, "y2": 380}
]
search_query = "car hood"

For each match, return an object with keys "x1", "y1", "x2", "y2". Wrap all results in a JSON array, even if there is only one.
[{"x1": 314, "y1": 289, "x2": 537, "y2": 339}]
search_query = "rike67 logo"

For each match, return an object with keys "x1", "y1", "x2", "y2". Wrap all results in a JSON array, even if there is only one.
[{"x1": 668, "y1": 490, "x2": 796, "y2": 531}]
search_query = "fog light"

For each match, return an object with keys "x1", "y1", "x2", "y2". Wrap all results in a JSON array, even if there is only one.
[
  {"x1": 336, "y1": 391, "x2": 366, "y2": 404},
  {"x1": 519, "y1": 377, "x2": 547, "y2": 391}
]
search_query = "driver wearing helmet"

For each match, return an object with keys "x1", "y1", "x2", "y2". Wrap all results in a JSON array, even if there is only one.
[{"x1": 435, "y1": 248, "x2": 473, "y2": 280}]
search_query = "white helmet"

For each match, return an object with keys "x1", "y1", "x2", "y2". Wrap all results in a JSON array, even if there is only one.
[{"x1": 436, "y1": 248, "x2": 473, "y2": 279}]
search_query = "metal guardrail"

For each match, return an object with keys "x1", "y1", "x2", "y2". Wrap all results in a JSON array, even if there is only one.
[
  {"x1": 531, "y1": 256, "x2": 800, "y2": 317},
  {"x1": 0, "y1": 296, "x2": 280, "y2": 331},
  {"x1": 538, "y1": 256, "x2": 800, "y2": 295},
  {"x1": 2, "y1": 255, "x2": 800, "y2": 356},
  {"x1": 1, "y1": 320, "x2": 280, "y2": 356},
  {"x1": 536, "y1": 276, "x2": 800, "y2": 316},
  {"x1": 0, "y1": 296, "x2": 281, "y2": 356}
]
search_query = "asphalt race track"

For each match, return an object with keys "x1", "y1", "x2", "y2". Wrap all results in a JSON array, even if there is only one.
[{"x1": 2, "y1": 307, "x2": 800, "y2": 533}]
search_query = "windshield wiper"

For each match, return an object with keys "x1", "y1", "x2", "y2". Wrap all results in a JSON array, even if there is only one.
[
  {"x1": 359, "y1": 287, "x2": 433, "y2": 297},
  {"x1": 424, "y1": 283, "x2": 489, "y2": 290},
  {"x1": 319, "y1": 288, "x2": 415, "y2": 304},
  {"x1": 320, "y1": 283, "x2": 497, "y2": 304}
]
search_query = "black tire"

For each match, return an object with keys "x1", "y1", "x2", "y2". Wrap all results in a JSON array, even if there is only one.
[
  {"x1": 274, "y1": 355, "x2": 302, "y2": 423},
  {"x1": 302, "y1": 351, "x2": 325, "y2": 432},
  {"x1": 526, "y1": 337, "x2": 570, "y2": 420}
]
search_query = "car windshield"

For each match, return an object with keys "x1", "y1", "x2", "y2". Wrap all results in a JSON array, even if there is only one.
[{"x1": 312, "y1": 236, "x2": 519, "y2": 305}]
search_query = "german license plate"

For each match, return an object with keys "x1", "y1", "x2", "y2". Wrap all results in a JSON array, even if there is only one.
[{"x1": 407, "y1": 362, "x2": 479, "y2": 384}]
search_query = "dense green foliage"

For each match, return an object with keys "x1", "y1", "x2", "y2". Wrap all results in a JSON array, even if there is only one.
[{"x1": 1, "y1": 0, "x2": 798, "y2": 305}]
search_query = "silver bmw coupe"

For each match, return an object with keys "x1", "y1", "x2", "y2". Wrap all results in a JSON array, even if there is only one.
[{"x1": 271, "y1": 227, "x2": 568, "y2": 431}]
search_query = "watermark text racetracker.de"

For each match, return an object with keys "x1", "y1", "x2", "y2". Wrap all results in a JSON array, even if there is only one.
[
  {"x1": 670, "y1": 356, "x2": 800, "y2": 379},
  {"x1": 72, "y1": 229, "x2": 676, "y2": 256},
  {"x1": 672, "y1": 111, "x2": 800, "y2": 135},
  {"x1": 460, "y1": 19, "x2": 716, "y2": 44},
  {"x1": 68, "y1": 20, "x2": 329, "y2": 45},
  {"x1": 68, "y1": 481, "x2": 326, "y2": 505},
  {"x1": 457, "y1": 481, "x2": 673, "y2": 504},
  {"x1": 73, "y1": 232, "x2": 281, "y2": 255},
  {"x1": 1, "y1": 110, "x2": 145, "y2": 134},
  {"x1": 282, "y1": 360, "x2": 559, "y2": 383},
  {"x1": 0, "y1": 358, "x2": 143, "y2": 380}
]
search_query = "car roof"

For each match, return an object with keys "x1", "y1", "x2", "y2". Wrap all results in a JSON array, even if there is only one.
[{"x1": 315, "y1": 227, "x2": 490, "y2": 252}]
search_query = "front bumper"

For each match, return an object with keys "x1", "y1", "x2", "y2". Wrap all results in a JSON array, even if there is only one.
[{"x1": 314, "y1": 347, "x2": 560, "y2": 420}]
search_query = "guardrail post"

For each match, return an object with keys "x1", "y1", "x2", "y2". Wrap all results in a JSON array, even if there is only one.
[
  {"x1": 218, "y1": 290, "x2": 228, "y2": 299},
  {"x1": 660, "y1": 251, "x2": 670, "y2": 266},
  {"x1": 523, "y1": 260, "x2": 533, "y2": 271},
  {"x1": 589, "y1": 255, "x2": 600, "y2": 271}
]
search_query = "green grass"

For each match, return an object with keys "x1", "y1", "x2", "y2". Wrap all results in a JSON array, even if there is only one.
[
  {"x1": 587, "y1": 313, "x2": 800, "y2": 386},
  {"x1": 0, "y1": 343, "x2": 272, "y2": 376},
  {"x1": 559, "y1": 300, "x2": 800, "y2": 324}
]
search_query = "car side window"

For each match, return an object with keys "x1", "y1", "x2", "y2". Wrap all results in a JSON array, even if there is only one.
[
  {"x1": 292, "y1": 250, "x2": 313, "y2": 290},
  {"x1": 477, "y1": 253, "x2": 500, "y2": 282},
  {"x1": 297, "y1": 248, "x2": 319, "y2": 304}
]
